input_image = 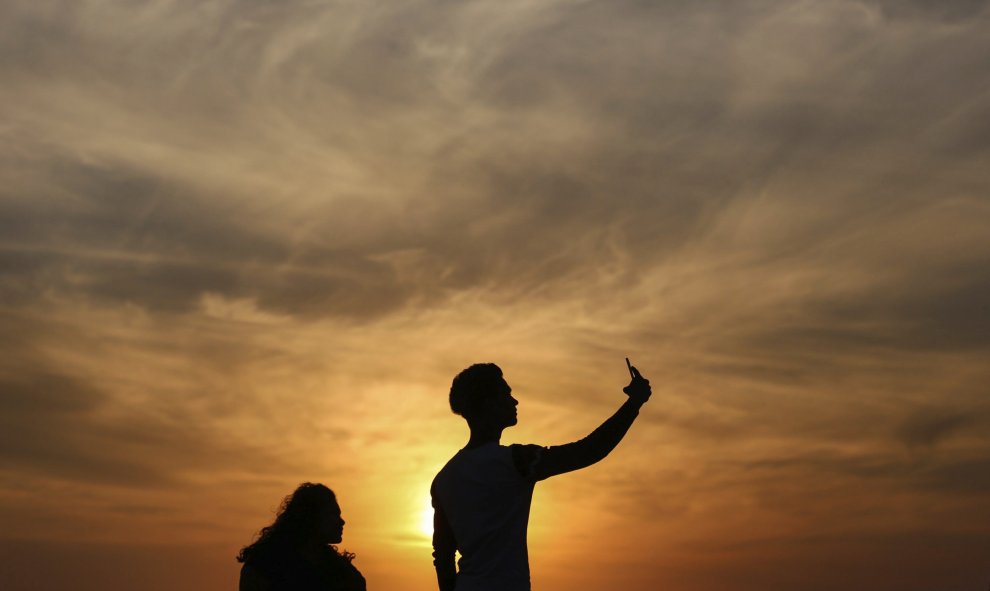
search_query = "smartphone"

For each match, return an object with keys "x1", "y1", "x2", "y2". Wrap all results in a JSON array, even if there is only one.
[{"x1": 625, "y1": 357, "x2": 636, "y2": 378}]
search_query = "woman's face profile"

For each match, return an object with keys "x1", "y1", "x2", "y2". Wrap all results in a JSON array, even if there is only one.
[{"x1": 318, "y1": 497, "x2": 345, "y2": 544}]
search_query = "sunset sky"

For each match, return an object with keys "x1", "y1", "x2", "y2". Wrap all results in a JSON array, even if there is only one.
[{"x1": 1, "y1": 1, "x2": 989, "y2": 590}]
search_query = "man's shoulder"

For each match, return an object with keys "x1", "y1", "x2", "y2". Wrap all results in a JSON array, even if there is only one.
[
  {"x1": 436, "y1": 443, "x2": 548, "y2": 483},
  {"x1": 509, "y1": 443, "x2": 546, "y2": 479},
  {"x1": 431, "y1": 448, "x2": 475, "y2": 490},
  {"x1": 431, "y1": 444, "x2": 522, "y2": 487}
]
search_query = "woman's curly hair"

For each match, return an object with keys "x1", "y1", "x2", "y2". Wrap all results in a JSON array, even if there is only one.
[{"x1": 237, "y1": 482, "x2": 354, "y2": 564}]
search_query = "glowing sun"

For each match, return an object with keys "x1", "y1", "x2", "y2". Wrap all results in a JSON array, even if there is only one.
[{"x1": 418, "y1": 497, "x2": 434, "y2": 537}]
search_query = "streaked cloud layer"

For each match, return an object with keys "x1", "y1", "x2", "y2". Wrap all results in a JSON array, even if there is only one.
[{"x1": 1, "y1": 1, "x2": 988, "y2": 590}]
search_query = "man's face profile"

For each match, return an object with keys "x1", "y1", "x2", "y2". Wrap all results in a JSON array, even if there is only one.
[{"x1": 484, "y1": 377, "x2": 518, "y2": 428}]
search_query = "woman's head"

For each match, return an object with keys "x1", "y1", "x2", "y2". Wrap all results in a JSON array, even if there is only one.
[
  {"x1": 237, "y1": 483, "x2": 349, "y2": 564},
  {"x1": 278, "y1": 482, "x2": 344, "y2": 544}
]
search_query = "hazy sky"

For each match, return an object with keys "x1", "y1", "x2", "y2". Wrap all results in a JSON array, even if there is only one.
[{"x1": 1, "y1": 1, "x2": 989, "y2": 590}]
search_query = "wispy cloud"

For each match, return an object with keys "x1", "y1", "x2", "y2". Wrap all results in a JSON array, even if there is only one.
[{"x1": 1, "y1": 1, "x2": 989, "y2": 590}]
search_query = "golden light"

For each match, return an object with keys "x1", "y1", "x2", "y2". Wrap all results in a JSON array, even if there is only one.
[{"x1": 418, "y1": 496, "x2": 434, "y2": 538}]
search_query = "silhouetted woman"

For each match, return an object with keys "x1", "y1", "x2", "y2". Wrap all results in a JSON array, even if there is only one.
[{"x1": 238, "y1": 483, "x2": 366, "y2": 591}]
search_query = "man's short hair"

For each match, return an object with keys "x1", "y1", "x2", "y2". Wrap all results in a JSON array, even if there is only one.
[{"x1": 449, "y1": 363, "x2": 503, "y2": 420}]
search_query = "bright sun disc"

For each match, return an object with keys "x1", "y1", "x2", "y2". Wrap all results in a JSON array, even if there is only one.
[{"x1": 419, "y1": 498, "x2": 434, "y2": 537}]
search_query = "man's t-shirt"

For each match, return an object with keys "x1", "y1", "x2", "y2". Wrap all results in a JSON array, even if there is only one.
[{"x1": 431, "y1": 442, "x2": 544, "y2": 591}]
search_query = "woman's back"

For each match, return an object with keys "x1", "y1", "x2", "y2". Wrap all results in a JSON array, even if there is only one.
[
  {"x1": 238, "y1": 483, "x2": 365, "y2": 591},
  {"x1": 240, "y1": 544, "x2": 365, "y2": 591}
]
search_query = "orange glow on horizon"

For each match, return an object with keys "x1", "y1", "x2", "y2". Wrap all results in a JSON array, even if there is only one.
[{"x1": 1, "y1": 2, "x2": 989, "y2": 591}]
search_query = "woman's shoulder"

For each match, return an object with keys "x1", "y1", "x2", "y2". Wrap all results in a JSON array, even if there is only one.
[
  {"x1": 320, "y1": 550, "x2": 366, "y2": 591},
  {"x1": 241, "y1": 545, "x2": 297, "y2": 579},
  {"x1": 239, "y1": 561, "x2": 272, "y2": 591}
]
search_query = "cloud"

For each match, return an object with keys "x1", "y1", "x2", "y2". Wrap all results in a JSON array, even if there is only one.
[
  {"x1": 1, "y1": 1, "x2": 989, "y2": 589},
  {"x1": 0, "y1": 356, "x2": 303, "y2": 487},
  {"x1": 896, "y1": 407, "x2": 981, "y2": 450},
  {"x1": 870, "y1": 0, "x2": 989, "y2": 22},
  {"x1": 0, "y1": 363, "x2": 161, "y2": 486},
  {"x1": 3, "y1": 0, "x2": 988, "y2": 331},
  {"x1": 0, "y1": 301, "x2": 323, "y2": 493},
  {"x1": 0, "y1": 537, "x2": 235, "y2": 591}
]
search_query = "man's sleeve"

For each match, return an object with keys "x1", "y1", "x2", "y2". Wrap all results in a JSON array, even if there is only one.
[
  {"x1": 524, "y1": 398, "x2": 643, "y2": 481},
  {"x1": 510, "y1": 444, "x2": 547, "y2": 480}
]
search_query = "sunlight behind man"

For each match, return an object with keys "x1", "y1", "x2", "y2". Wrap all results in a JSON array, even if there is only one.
[{"x1": 419, "y1": 496, "x2": 435, "y2": 538}]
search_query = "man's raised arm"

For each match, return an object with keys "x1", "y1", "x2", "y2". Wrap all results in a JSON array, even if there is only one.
[{"x1": 525, "y1": 366, "x2": 651, "y2": 481}]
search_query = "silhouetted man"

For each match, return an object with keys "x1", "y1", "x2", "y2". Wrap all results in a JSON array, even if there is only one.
[{"x1": 430, "y1": 362, "x2": 651, "y2": 591}]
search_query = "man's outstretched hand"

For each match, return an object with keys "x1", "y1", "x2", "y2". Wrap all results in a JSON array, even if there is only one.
[{"x1": 623, "y1": 365, "x2": 651, "y2": 405}]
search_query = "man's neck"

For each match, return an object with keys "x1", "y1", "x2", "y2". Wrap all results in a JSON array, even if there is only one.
[{"x1": 465, "y1": 424, "x2": 503, "y2": 449}]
